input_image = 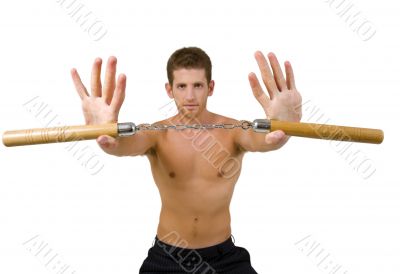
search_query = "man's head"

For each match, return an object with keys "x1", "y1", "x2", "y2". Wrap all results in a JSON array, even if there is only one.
[{"x1": 165, "y1": 47, "x2": 215, "y2": 120}]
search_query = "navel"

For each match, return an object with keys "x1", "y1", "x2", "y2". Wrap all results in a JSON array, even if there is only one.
[
  {"x1": 169, "y1": 171, "x2": 176, "y2": 178},
  {"x1": 192, "y1": 218, "x2": 199, "y2": 238}
]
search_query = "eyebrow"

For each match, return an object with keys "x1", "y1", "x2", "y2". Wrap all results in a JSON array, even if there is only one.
[{"x1": 175, "y1": 81, "x2": 205, "y2": 86}]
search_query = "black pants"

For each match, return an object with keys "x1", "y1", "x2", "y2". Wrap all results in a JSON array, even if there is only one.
[{"x1": 139, "y1": 235, "x2": 258, "y2": 274}]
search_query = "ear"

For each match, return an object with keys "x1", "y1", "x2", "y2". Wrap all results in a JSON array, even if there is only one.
[
  {"x1": 165, "y1": 82, "x2": 174, "y2": 99},
  {"x1": 208, "y1": 80, "x2": 215, "y2": 96}
]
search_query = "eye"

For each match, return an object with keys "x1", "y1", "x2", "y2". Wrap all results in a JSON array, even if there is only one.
[
  {"x1": 177, "y1": 84, "x2": 185, "y2": 89},
  {"x1": 194, "y1": 83, "x2": 203, "y2": 88}
]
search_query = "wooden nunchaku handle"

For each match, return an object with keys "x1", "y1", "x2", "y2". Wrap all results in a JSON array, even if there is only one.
[
  {"x1": 2, "y1": 120, "x2": 383, "y2": 147},
  {"x1": 2, "y1": 123, "x2": 119, "y2": 147},
  {"x1": 270, "y1": 120, "x2": 384, "y2": 144}
]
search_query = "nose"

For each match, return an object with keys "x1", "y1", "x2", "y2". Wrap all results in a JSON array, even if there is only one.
[{"x1": 185, "y1": 87, "x2": 195, "y2": 101}]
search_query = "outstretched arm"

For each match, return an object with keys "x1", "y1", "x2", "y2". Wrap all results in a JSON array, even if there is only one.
[{"x1": 235, "y1": 51, "x2": 302, "y2": 153}]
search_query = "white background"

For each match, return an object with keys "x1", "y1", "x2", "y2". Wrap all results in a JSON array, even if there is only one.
[{"x1": 0, "y1": 0, "x2": 399, "y2": 273}]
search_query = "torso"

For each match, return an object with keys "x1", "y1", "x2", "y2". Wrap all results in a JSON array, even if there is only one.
[{"x1": 145, "y1": 113, "x2": 245, "y2": 248}]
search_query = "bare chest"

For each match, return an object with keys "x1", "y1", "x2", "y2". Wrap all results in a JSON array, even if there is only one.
[{"x1": 154, "y1": 129, "x2": 242, "y2": 181}]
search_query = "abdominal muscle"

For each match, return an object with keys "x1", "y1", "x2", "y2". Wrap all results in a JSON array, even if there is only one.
[{"x1": 156, "y1": 178, "x2": 235, "y2": 249}]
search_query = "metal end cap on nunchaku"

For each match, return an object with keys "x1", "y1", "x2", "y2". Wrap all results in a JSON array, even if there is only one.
[
  {"x1": 252, "y1": 119, "x2": 271, "y2": 133},
  {"x1": 117, "y1": 122, "x2": 137, "y2": 136}
]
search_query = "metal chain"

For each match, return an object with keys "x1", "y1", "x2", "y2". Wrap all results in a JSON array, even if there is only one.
[{"x1": 136, "y1": 120, "x2": 254, "y2": 131}]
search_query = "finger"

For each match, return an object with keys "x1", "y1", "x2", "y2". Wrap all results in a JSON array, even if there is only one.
[
  {"x1": 265, "y1": 130, "x2": 286, "y2": 145},
  {"x1": 97, "y1": 135, "x2": 118, "y2": 150},
  {"x1": 284, "y1": 61, "x2": 296, "y2": 90},
  {"x1": 103, "y1": 56, "x2": 117, "y2": 105},
  {"x1": 70, "y1": 68, "x2": 89, "y2": 99},
  {"x1": 91, "y1": 57, "x2": 102, "y2": 97},
  {"x1": 111, "y1": 74, "x2": 126, "y2": 113},
  {"x1": 268, "y1": 52, "x2": 287, "y2": 91},
  {"x1": 254, "y1": 51, "x2": 279, "y2": 99},
  {"x1": 248, "y1": 72, "x2": 271, "y2": 112}
]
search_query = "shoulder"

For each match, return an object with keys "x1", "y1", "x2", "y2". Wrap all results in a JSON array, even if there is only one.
[
  {"x1": 210, "y1": 113, "x2": 246, "y2": 148},
  {"x1": 135, "y1": 118, "x2": 169, "y2": 156},
  {"x1": 212, "y1": 114, "x2": 265, "y2": 153},
  {"x1": 211, "y1": 113, "x2": 239, "y2": 124},
  {"x1": 212, "y1": 113, "x2": 250, "y2": 132}
]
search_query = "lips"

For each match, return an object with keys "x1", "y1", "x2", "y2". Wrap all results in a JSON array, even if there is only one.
[{"x1": 183, "y1": 105, "x2": 198, "y2": 111}]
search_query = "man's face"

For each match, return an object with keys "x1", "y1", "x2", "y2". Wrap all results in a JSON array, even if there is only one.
[{"x1": 165, "y1": 68, "x2": 214, "y2": 119}]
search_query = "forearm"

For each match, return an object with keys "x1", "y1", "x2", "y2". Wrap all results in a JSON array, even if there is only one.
[
  {"x1": 237, "y1": 128, "x2": 289, "y2": 153},
  {"x1": 253, "y1": 137, "x2": 288, "y2": 152},
  {"x1": 98, "y1": 131, "x2": 155, "y2": 157}
]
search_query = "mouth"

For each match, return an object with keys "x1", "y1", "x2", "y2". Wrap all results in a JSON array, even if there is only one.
[{"x1": 183, "y1": 105, "x2": 198, "y2": 111}]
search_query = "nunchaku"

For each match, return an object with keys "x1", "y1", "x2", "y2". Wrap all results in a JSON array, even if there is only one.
[{"x1": 2, "y1": 119, "x2": 384, "y2": 147}]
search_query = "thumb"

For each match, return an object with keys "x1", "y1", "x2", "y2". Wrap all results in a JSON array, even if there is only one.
[
  {"x1": 96, "y1": 135, "x2": 118, "y2": 149},
  {"x1": 265, "y1": 130, "x2": 286, "y2": 146}
]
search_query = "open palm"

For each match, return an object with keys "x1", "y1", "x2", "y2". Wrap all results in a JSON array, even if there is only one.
[
  {"x1": 248, "y1": 51, "x2": 302, "y2": 146},
  {"x1": 70, "y1": 56, "x2": 126, "y2": 125}
]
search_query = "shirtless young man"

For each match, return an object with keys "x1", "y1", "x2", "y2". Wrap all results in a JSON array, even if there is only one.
[{"x1": 70, "y1": 47, "x2": 302, "y2": 273}]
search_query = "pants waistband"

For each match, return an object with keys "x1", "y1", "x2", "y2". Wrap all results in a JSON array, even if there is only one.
[{"x1": 152, "y1": 235, "x2": 235, "y2": 258}]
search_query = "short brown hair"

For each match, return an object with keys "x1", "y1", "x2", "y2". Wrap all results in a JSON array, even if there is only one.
[{"x1": 166, "y1": 47, "x2": 212, "y2": 84}]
